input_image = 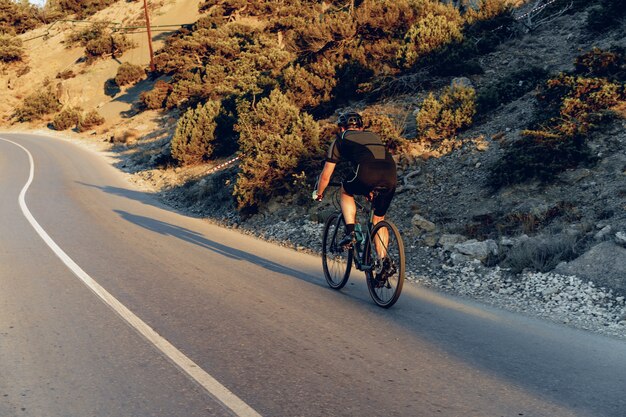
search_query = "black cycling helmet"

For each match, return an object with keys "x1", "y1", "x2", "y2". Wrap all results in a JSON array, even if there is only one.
[{"x1": 337, "y1": 112, "x2": 363, "y2": 129}]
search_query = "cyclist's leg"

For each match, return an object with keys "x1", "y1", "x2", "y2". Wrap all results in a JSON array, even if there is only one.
[
  {"x1": 340, "y1": 186, "x2": 357, "y2": 226},
  {"x1": 372, "y1": 214, "x2": 388, "y2": 259},
  {"x1": 371, "y1": 187, "x2": 395, "y2": 260}
]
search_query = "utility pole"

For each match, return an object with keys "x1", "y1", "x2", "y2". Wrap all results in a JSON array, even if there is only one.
[{"x1": 143, "y1": 0, "x2": 155, "y2": 72}]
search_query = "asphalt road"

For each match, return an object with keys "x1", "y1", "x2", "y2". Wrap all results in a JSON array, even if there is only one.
[{"x1": 1, "y1": 133, "x2": 625, "y2": 417}]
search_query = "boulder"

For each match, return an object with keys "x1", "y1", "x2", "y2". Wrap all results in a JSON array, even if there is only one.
[
  {"x1": 615, "y1": 231, "x2": 626, "y2": 248},
  {"x1": 554, "y1": 242, "x2": 626, "y2": 293},
  {"x1": 453, "y1": 239, "x2": 498, "y2": 262},
  {"x1": 451, "y1": 77, "x2": 473, "y2": 90},
  {"x1": 439, "y1": 234, "x2": 467, "y2": 251},
  {"x1": 411, "y1": 214, "x2": 436, "y2": 233},
  {"x1": 450, "y1": 252, "x2": 471, "y2": 265},
  {"x1": 594, "y1": 225, "x2": 612, "y2": 241},
  {"x1": 422, "y1": 233, "x2": 439, "y2": 247}
]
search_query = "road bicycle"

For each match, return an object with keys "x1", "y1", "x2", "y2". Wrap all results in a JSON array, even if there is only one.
[{"x1": 321, "y1": 184, "x2": 405, "y2": 308}]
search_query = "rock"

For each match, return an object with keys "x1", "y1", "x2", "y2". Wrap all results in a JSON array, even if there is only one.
[
  {"x1": 615, "y1": 231, "x2": 626, "y2": 248},
  {"x1": 594, "y1": 225, "x2": 612, "y2": 241},
  {"x1": 439, "y1": 234, "x2": 467, "y2": 251},
  {"x1": 411, "y1": 214, "x2": 436, "y2": 233},
  {"x1": 450, "y1": 252, "x2": 471, "y2": 265},
  {"x1": 500, "y1": 237, "x2": 516, "y2": 247},
  {"x1": 451, "y1": 77, "x2": 473, "y2": 89},
  {"x1": 422, "y1": 233, "x2": 439, "y2": 247},
  {"x1": 453, "y1": 239, "x2": 498, "y2": 262},
  {"x1": 554, "y1": 242, "x2": 626, "y2": 293}
]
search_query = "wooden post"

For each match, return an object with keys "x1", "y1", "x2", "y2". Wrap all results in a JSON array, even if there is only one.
[{"x1": 143, "y1": 0, "x2": 155, "y2": 72}]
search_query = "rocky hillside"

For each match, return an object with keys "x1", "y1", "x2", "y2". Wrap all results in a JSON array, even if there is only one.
[{"x1": 2, "y1": 0, "x2": 625, "y2": 336}]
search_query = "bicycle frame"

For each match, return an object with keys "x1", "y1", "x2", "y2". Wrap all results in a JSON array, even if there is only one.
[{"x1": 344, "y1": 197, "x2": 377, "y2": 272}]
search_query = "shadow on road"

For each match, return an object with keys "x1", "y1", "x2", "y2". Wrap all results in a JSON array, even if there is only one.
[{"x1": 113, "y1": 209, "x2": 320, "y2": 284}]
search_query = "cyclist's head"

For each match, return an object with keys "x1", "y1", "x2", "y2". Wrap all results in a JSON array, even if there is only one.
[{"x1": 337, "y1": 112, "x2": 363, "y2": 130}]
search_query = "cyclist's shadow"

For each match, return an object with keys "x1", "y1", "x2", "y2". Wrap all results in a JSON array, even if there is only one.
[{"x1": 113, "y1": 209, "x2": 318, "y2": 282}]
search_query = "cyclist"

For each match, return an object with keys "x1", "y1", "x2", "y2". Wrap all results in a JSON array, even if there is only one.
[{"x1": 313, "y1": 111, "x2": 397, "y2": 278}]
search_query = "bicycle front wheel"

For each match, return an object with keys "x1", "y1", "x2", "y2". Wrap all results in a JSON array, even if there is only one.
[
  {"x1": 364, "y1": 220, "x2": 405, "y2": 308},
  {"x1": 322, "y1": 213, "x2": 352, "y2": 289}
]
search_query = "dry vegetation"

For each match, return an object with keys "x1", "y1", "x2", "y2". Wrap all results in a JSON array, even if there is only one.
[
  {"x1": 132, "y1": 0, "x2": 527, "y2": 208},
  {"x1": 5, "y1": 0, "x2": 625, "y2": 218}
]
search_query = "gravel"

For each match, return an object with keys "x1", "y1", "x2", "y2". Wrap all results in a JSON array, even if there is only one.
[{"x1": 215, "y1": 217, "x2": 626, "y2": 341}]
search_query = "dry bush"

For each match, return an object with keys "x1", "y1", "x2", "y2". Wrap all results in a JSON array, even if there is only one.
[
  {"x1": 56, "y1": 69, "x2": 76, "y2": 80},
  {"x1": 235, "y1": 89, "x2": 320, "y2": 209},
  {"x1": 490, "y1": 49, "x2": 626, "y2": 188},
  {"x1": 14, "y1": 87, "x2": 62, "y2": 122},
  {"x1": 0, "y1": 34, "x2": 24, "y2": 63},
  {"x1": 78, "y1": 109, "x2": 105, "y2": 131},
  {"x1": 416, "y1": 85, "x2": 476, "y2": 143},
  {"x1": 171, "y1": 100, "x2": 222, "y2": 165},
  {"x1": 503, "y1": 233, "x2": 582, "y2": 274},
  {"x1": 52, "y1": 107, "x2": 82, "y2": 131},
  {"x1": 115, "y1": 62, "x2": 145, "y2": 87},
  {"x1": 574, "y1": 47, "x2": 625, "y2": 80}
]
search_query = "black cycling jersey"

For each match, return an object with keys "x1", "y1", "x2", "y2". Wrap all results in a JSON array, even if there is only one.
[
  {"x1": 326, "y1": 130, "x2": 393, "y2": 166},
  {"x1": 326, "y1": 129, "x2": 397, "y2": 216}
]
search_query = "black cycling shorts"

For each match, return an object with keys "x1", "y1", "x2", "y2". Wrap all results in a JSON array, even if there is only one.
[{"x1": 343, "y1": 162, "x2": 397, "y2": 217}]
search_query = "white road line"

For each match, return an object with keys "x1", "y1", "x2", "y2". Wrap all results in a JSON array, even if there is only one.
[{"x1": 0, "y1": 137, "x2": 263, "y2": 417}]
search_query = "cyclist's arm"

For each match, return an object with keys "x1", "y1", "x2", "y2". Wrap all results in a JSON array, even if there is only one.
[{"x1": 316, "y1": 161, "x2": 336, "y2": 199}]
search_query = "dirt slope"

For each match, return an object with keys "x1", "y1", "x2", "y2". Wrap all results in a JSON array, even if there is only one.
[{"x1": 1, "y1": 0, "x2": 200, "y2": 128}]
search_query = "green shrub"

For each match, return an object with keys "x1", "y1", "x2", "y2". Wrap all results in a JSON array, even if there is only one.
[
  {"x1": 490, "y1": 65, "x2": 625, "y2": 187},
  {"x1": 115, "y1": 62, "x2": 145, "y2": 87},
  {"x1": 85, "y1": 33, "x2": 134, "y2": 63},
  {"x1": 0, "y1": 0, "x2": 44, "y2": 34},
  {"x1": 14, "y1": 87, "x2": 62, "y2": 122},
  {"x1": 55, "y1": 0, "x2": 117, "y2": 19},
  {"x1": 397, "y1": 4, "x2": 464, "y2": 69},
  {"x1": 586, "y1": 0, "x2": 626, "y2": 32},
  {"x1": 416, "y1": 85, "x2": 476, "y2": 143},
  {"x1": 52, "y1": 107, "x2": 82, "y2": 131},
  {"x1": 361, "y1": 109, "x2": 406, "y2": 152},
  {"x1": 476, "y1": 66, "x2": 549, "y2": 114},
  {"x1": 171, "y1": 100, "x2": 222, "y2": 165},
  {"x1": 0, "y1": 34, "x2": 24, "y2": 63},
  {"x1": 78, "y1": 109, "x2": 105, "y2": 131},
  {"x1": 140, "y1": 80, "x2": 173, "y2": 110},
  {"x1": 64, "y1": 22, "x2": 108, "y2": 48},
  {"x1": 282, "y1": 62, "x2": 336, "y2": 109},
  {"x1": 235, "y1": 89, "x2": 320, "y2": 209}
]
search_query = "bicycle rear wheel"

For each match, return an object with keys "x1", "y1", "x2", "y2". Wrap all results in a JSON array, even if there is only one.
[
  {"x1": 322, "y1": 213, "x2": 352, "y2": 289},
  {"x1": 364, "y1": 220, "x2": 405, "y2": 308}
]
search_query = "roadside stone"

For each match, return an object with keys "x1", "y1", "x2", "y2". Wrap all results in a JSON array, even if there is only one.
[
  {"x1": 422, "y1": 233, "x2": 439, "y2": 247},
  {"x1": 439, "y1": 234, "x2": 468, "y2": 251},
  {"x1": 451, "y1": 77, "x2": 473, "y2": 89},
  {"x1": 554, "y1": 242, "x2": 626, "y2": 293},
  {"x1": 594, "y1": 225, "x2": 612, "y2": 241},
  {"x1": 411, "y1": 214, "x2": 436, "y2": 233},
  {"x1": 450, "y1": 252, "x2": 471, "y2": 265},
  {"x1": 453, "y1": 239, "x2": 498, "y2": 262}
]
